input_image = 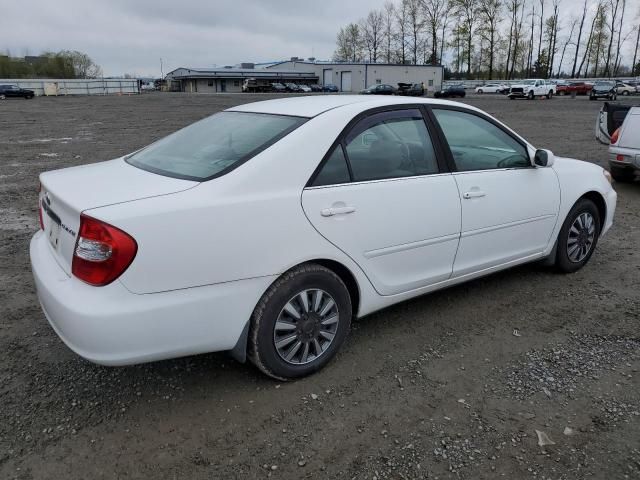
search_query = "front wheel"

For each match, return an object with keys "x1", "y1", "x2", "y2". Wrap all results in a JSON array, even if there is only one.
[
  {"x1": 622, "y1": 91, "x2": 629, "y2": 96},
  {"x1": 248, "y1": 264, "x2": 352, "y2": 380},
  {"x1": 547, "y1": 90, "x2": 553, "y2": 99},
  {"x1": 527, "y1": 90, "x2": 534, "y2": 100},
  {"x1": 555, "y1": 199, "x2": 600, "y2": 273},
  {"x1": 477, "y1": 89, "x2": 483, "y2": 94}
]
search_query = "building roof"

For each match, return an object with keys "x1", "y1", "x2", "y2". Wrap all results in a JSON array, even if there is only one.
[
  {"x1": 266, "y1": 60, "x2": 443, "y2": 68},
  {"x1": 166, "y1": 67, "x2": 317, "y2": 80}
]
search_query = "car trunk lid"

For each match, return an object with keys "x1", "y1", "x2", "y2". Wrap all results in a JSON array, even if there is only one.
[{"x1": 39, "y1": 158, "x2": 197, "y2": 275}]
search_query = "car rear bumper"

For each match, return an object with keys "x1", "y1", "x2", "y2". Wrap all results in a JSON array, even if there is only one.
[{"x1": 30, "y1": 231, "x2": 275, "y2": 366}]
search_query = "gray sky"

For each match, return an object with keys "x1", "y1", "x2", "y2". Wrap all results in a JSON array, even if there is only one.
[{"x1": 2, "y1": 0, "x2": 638, "y2": 77}]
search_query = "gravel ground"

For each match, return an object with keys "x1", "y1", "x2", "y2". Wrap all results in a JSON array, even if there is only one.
[{"x1": 1, "y1": 92, "x2": 639, "y2": 480}]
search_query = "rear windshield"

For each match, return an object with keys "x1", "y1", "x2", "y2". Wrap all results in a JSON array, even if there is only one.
[{"x1": 127, "y1": 111, "x2": 306, "y2": 181}]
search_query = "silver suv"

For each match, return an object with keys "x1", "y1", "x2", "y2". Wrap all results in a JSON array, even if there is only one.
[{"x1": 608, "y1": 106, "x2": 640, "y2": 182}]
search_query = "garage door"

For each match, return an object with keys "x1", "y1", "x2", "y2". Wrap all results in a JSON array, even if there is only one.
[
  {"x1": 341, "y1": 71, "x2": 352, "y2": 92},
  {"x1": 323, "y1": 69, "x2": 333, "y2": 86}
]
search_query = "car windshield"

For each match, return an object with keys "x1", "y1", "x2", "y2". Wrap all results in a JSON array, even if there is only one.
[
  {"x1": 522, "y1": 80, "x2": 536, "y2": 85},
  {"x1": 595, "y1": 81, "x2": 614, "y2": 87},
  {"x1": 127, "y1": 112, "x2": 306, "y2": 181}
]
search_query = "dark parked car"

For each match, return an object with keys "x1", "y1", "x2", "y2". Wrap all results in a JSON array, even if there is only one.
[
  {"x1": 360, "y1": 84, "x2": 396, "y2": 95},
  {"x1": 270, "y1": 83, "x2": 287, "y2": 93},
  {"x1": 284, "y1": 83, "x2": 303, "y2": 92},
  {"x1": 590, "y1": 81, "x2": 617, "y2": 101},
  {"x1": 323, "y1": 84, "x2": 339, "y2": 92},
  {"x1": 309, "y1": 84, "x2": 323, "y2": 92},
  {"x1": 0, "y1": 84, "x2": 35, "y2": 99},
  {"x1": 434, "y1": 85, "x2": 466, "y2": 98},
  {"x1": 396, "y1": 82, "x2": 424, "y2": 97}
]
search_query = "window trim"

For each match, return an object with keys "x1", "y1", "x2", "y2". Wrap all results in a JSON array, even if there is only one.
[
  {"x1": 425, "y1": 104, "x2": 533, "y2": 173},
  {"x1": 306, "y1": 104, "x2": 449, "y2": 188}
]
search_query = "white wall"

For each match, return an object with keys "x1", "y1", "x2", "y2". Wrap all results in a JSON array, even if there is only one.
[{"x1": 0, "y1": 78, "x2": 139, "y2": 96}]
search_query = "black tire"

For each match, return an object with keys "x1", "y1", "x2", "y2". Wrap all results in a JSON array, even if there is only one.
[
  {"x1": 559, "y1": 91, "x2": 565, "y2": 96},
  {"x1": 509, "y1": 95, "x2": 515, "y2": 100},
  {"x1": 609, "y1": 166, "x2": 636, "y2": 182},
  {"x1": 622, "y1": 91, "x2": 629, "y2": 96},
  {"x1": 555, "y1": 198, "x2": 601, "y2": 273},
  {"x1": 528, "y1": 90, "x2": 534, "y2": 100},
  {"x1": 589, "y1": 95, "x2": 595, "y2": 101},
  {"x1": 248, "y1": 263, "x2": 352, "y2": 380},
  {"x1": 547, "y1": 90, "x2": 553, "y2": 99},
  {"x1": 477, "y1": 89, "x2": 483, "y2": 94}
]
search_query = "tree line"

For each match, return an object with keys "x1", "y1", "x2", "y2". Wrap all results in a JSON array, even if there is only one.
[
  {"x1": 0, "y1": 51, "x2": 103, "y2": 79},
  {"x1": 333, "y1": 0, "x2": 640, "y2": 80}
]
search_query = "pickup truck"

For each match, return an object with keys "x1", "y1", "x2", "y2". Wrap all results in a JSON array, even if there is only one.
[
  {"x1": 507, "y1": 79, "x2": 555, "y2": 100},
  {"x1": 557, "y1": 81, "x2": 592, "y2": 96},
  {"x1": 242, "y1": 78, "x2": 272, "y2": 93}
]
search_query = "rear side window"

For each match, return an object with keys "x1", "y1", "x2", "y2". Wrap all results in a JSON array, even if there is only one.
[
  {"x1": 127, "y1": 111, "x2": 306, "y2": 181},
  {"x1": 312, "y1": 146, "x2": 351, "y2": 186}
]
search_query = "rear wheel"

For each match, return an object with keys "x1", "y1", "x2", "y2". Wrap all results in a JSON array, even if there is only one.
[
  {"x1": 477, "y1": 89, "x2": 483, "y2": 94},
  {"x1": 610, "y1": 166, "x2": 636, "y2": 182},
  {"x1": 622, "y1": 90, "x2": 629, "y2": 96},
  {"x1": 555, "y1": 199, "x2": 600, "y2": 273},
  {"x1": 547, "y1": 90, "x2": 553, "y2": 99},
  {"x1": 248, "y1": 264, "x2": 352, "y2": 380}
]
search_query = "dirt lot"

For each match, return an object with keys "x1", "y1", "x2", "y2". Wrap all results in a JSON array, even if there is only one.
[{"x1": 1, "y1": 92, "x2": 639, "y2": 480}]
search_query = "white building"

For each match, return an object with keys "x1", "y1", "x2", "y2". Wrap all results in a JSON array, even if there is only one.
[{"x1": 267, "y1": 60, "x2": 444, "y2": 93}]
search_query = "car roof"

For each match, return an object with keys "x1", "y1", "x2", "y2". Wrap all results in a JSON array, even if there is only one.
[{"x1": 227, "y1": 95, "x2": 474, "y2": 118}]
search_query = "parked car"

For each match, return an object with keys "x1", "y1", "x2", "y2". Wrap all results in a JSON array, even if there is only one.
[
  {"x1": 242, "y1": 78, "x2": 272, "y2": 93},
  {"x1": 284, "y1": 83, "x2": 302, "y2": 92},
  {"x1": 271, "y1": 83, "x2": 287, "y2": 93},
  {"x1": 141, "y1": 82, "x2": 156, "y2": 92},
  {"x1": 555, "y1": 82, "x2": 571, "y2": 95},
  {"x1": 0, "y1": 84, "x2": 35, "y2": 99},
  {"x1": 475, "y1": 83, "x2": 508, "y2": 94},
  {"x1": 434, "y1": 85, "x2": 466, "y2": 98},
  {"x1": 31, "y1": 96, "x2": 616, "y2": 379},
  {"x1": 309, "y1": 84, "x2": 323, "y2": 92},
  {"x1": 608, "y1": 106, "x2": 640, "y2": 182},
  {"x1": 360, "y1": 84, "x2": 396, "y2": 95},
  {"x1": 396, "y1": 83, "x2": 424, "y2": 96},
  {"x1": 615, "y1": 81, "x2": 636, "y2": 96},
  {"x1": 568, "y1": 81, "x2": 593, "y2": 95},
  {"x1": 323, "y1": 84, "x2": 339, "y2": 93},
  {"x1": 590, "y1": 81, "x2": 617, "y2": 101},
  {"x1": 507, "y1": 79, "x2": 556, "y2": 99},
  {"x1": 298, "y1": 85, "x2": 312, "y2": 93}
]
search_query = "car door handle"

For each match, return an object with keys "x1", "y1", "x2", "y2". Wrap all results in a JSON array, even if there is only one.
[
  {"x1": 463, "y1": 191, "x2": 486, "y2": 199},
  {"x1": 321, "y1": 206, "x2": 356, "y2": 217}
]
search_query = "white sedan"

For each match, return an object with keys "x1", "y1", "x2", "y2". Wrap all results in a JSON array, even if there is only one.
[
  {"x1": 31, "y1": 96, "x2": 617, "y2": 380},
  {"x1": 475, "y1": 83, "x2": 508, "y2": 94}
]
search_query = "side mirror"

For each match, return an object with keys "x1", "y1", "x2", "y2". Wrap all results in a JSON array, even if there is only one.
[{"x1": 533, "y1": 149, "x2": 555, "y2": 167}]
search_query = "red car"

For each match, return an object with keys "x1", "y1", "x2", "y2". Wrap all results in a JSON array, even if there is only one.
[{"x1": 557, "y1": 81, "x2": 593, "y2": 96}]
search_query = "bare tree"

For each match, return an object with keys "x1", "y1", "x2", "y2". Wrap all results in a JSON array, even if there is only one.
[
  {"x1": 395, "y1": 0, "x2": 410, "y2": 63},
  {"x1": 360, "y1": 10, "x2": 385, "y2": 62},
  {"x1": 452, "y1": 0, "x2": 479, "y2": 77},
  {"x1": 333, "y1": 24, "x2": 363, "y2": 62},
  {"x1": 382, "y1": 2, "x2": 396, "y2": 63},
  {"x1": 612, "y1": 0, "x2": 626, "y2": 75},
  {"x1": 478, "y1": 0, "x2": 502, "y2": 79},
  {"x1": 423, "y1": 0, "x2": 448, "y2": 64},
  {"x1": 406, "y1": 0, "x2": 425, "y2": 63},
  {"x1": 546, "y1": 0, "x2": 560, "y2": 78},
  {"x1": 633, "y1": 24, "x2": 640, "y2": 76},
  {"x1": 537, "y1": 0, "x2": 545, "y2": 66},
  {"x1": 570, "y1": 0, "x2": 588, "y2": 77},
  {"x1": 527, "y1": 5, "x2": 536, "y2": 76},
  {"x1": 556, "y1": 19, "x2": 577, "y2": 77},
  {"x1": 577, "y1": 6, "x2": 599, "y2": 76},
  {"x1": 603, "y1": 0, "x2": 622, "y2": 76}
]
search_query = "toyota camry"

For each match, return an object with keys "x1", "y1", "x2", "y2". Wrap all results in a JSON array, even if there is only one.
[{"x1": 31, "y1": 96, "x2": 617, "y2": 380}]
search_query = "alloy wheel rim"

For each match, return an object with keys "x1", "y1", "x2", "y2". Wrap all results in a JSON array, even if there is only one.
[
  {"x1": 567, "y1": 212, "x2": 596, "y2": 263},
  {"x1": 273, "y1": 289, "x2": 339, "y2": 365}
]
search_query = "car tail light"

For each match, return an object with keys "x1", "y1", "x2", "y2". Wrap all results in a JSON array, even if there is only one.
[
  {"x1": 611, "y1": 128, "x2": 620, "y2": 144},
  {"x1": 72, "y1": 214, "x2": 137, "y2": 286},
  {"x1": 38, "y1": 183, "x2": 44, "y2": 230}
]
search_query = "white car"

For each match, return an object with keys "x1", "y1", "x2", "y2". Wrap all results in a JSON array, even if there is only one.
[
  {"x1": 608, "y1": 106, "x2": 640, "y2": 182},
  {"x1": 475, "y1": 83, "x2": 507, "y2": 94},
  {"x1": 31, "y1": 96, "x2": 617, "y2": 379},
  {"x1": 508, "y1": 79, "x2": 556, "y2": 99},
  {"x1": 298, "y1": 85, "x2": 312, "y2": 93}
]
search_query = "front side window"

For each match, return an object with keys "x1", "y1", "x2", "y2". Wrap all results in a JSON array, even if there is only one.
[
  {"x1": 127, "y1": 112, "x2": 306, "y2": 181},
  {"x1": 345, "y1": 110, "x2": 439, "y2": 182},
  {"x1": 433, "y1": 109, "x2": 530, "y2": 171}
]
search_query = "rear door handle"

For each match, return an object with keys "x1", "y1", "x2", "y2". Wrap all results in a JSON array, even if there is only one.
[
  {"x1": 321, "y1": 206, "x2": 356, "y2": 217},
  {"x1": 463, "y1": 191, "x2": 486, "y2": 199}
]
